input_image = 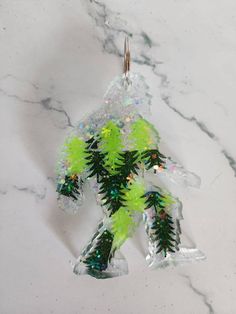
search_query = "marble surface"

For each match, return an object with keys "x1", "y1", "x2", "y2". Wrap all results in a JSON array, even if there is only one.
[{"x1": 0, "y1": 0, "x2": 235, "y2": 313}]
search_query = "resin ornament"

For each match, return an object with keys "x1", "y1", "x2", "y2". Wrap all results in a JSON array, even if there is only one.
[{"x1": 56, "y1": 38, "x2": 205, "y2": 279}]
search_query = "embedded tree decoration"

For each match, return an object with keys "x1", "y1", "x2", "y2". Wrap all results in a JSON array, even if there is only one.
[
  {"x1": 57, "y1": 174, "x2": 82, "y2": 201},
  {"x1": 116, "y1": 150, "x2": 140, "y2": 177},
  {"x1": 100, "y1": 121, "x2": 124, "y2": 174},
  {"x1": 142, "y1": 149, "x2": 165, "y2": 171},
  {"x1": 86, "y1": 150, "x2": 107, "y2": 181},
  {"x1": 129, "y1": 118, "x2": 160, "y2": 152},
  {"x1": 99, "y1": 175, "x2": 125, "y2": 216},
  {"x1": 64, "y1": 137, "x2": 88, "y2": 175},
  {"x1": 83, "y1": 229, "x2": 114, "y2": 278},
  {"x1": 111, "y1": 207, "x2": 135, "y2": 249},
  {"x1": 145, "y1": 191, "x2": 176, "y2": 256},
  {"x1": 152, "y1": 212, "x2": 176, "y2": 256}
]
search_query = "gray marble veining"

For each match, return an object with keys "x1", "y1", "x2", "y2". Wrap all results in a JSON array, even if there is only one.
[{"x1": 0, "y1": 0, "x2": 235, "y2": 313}]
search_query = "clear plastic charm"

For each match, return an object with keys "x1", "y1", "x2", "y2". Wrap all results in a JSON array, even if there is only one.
[{"x1": 56, "y1": 70, "x2": 205, "y2": 279}]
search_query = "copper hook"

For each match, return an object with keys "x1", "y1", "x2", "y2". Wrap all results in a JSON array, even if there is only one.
[{"x1": 124, "y1": 37, "x2": 130, "y2": 76}]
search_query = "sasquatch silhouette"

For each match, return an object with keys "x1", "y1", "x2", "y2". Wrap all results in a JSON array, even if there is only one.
[{"x1": 56, "y1": 47, "x2": 204, "y2": 279}]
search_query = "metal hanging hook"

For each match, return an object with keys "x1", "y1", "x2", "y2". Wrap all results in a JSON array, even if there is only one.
[{"x1": 123, "y1": 36, "x2": 130, "y2": 76}]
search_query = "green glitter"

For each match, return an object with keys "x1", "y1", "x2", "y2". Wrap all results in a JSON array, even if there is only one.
[
  {"x1": 111, "y1": 207, "x2": 135, "y2": 249},
  {"x1": 99, "y1": 121, "x2": 124, "y2": 174},
  {"x1": 64, "y1": 136, "x2": 88, "y2": 175},
  {"x1": 123, "y1": 180, "x2": 146, "y2": 213},
  {"x1": 129, "y1": 118, "x2": 160, "y2": 152}
]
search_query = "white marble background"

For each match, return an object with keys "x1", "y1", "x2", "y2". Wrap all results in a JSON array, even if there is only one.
[{"x1": 0, "y1": 0, "x2": 235, "y2": 313}]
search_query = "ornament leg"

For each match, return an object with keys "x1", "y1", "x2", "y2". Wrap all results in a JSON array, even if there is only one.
[
  {"x1": 144, "y1": 188, "x2": 205, "y2": 267},
  {"x1": 73, "y1": 220, "x2": 128, "y2": 279}
]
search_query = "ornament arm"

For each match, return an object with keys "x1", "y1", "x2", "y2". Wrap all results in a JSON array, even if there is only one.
[
  {"x1": 56, "y1": 135, "x2": 89, "y2": 214},
  {"x1": 142, "y1": 149, "x2": 201, "y2": 189}
]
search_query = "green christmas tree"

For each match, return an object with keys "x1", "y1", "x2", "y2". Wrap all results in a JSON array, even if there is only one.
[
  {"x1": 83, "y1": 229, "x2": 114, "y2": 278},
  {"x1": 57, "y1": 174, "x2": 82, "y2": 200},
  {"x1": 145, "y1": 191, "x2": 176, "y2": 256}
]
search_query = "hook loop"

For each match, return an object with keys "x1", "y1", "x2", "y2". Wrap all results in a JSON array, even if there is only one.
[{"x1": 124, "y1": 37, "x2": 130, "y2": 76}]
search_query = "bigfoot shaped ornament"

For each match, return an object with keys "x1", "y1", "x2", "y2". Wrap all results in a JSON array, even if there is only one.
[{"x1": 56, "y1": 38, "x2": 205, "y2": 279}]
